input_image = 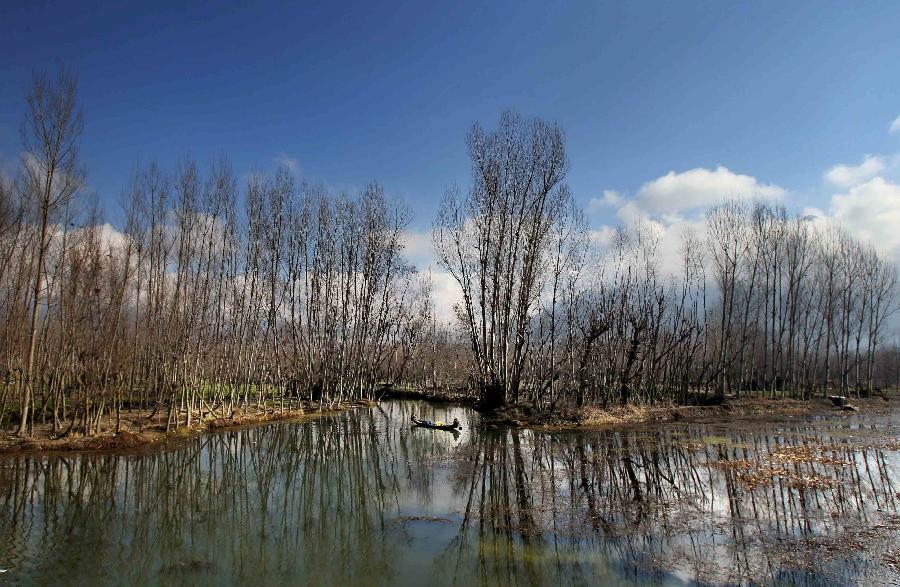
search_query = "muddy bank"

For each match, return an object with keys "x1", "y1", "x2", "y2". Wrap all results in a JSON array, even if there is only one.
[
  {"x1": 4, "y1": 394, "x2": 894, "y2": 454},
  {"x1": 378, "y1": 386, "x2": 477, "y2": 404},
  {"x1": 0, "y1": 400, "x2": 375, "y2": 455},
  {"x1": 481, "y1": 395, "x2": 896, "y2": 428}
]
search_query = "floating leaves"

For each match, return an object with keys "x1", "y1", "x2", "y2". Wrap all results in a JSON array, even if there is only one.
[
  {"x1": 710, "y1": 446, "x2": 849, "y2": 491},
  {"x1": 771, "y1": 444, "x2": 850, "y2": 466}
]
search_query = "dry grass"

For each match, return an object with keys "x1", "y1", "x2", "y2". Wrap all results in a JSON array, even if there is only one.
[
  {"x1": 0, "y1": 400, "x2": 370, "y2": 454},
  {"x1": 580, "y1": 404, "x2": 656, "y2": 426},
  {"x1": 535, "y1": 395, "x2": 898, "y2": 431}
]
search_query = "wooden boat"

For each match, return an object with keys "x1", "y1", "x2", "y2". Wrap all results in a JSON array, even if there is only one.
[{"x1": 411, "y1": 416, "x2": 461, "y2": 431}]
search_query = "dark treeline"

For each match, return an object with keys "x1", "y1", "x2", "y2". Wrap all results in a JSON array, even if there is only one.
[{"x1": 1, "y1": 71, "x2": 898, "y2": 436}]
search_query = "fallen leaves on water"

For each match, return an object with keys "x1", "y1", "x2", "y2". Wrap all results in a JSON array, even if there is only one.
[
  {"x1": 710, "y1": 458, "x2": 841, "y2": 490},
  {"x1": 771, "y1": 445, "x2": 850, "y2": 466},
  {"x1": 884, "y1": 548, "x2": 900, "y2": 571},
  {"x1": 787, "y1": 474, "x2": 837, "y2": 490}
]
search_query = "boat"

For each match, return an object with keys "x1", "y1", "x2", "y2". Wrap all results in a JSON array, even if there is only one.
[{"x1": 411, "y1": 416, "x2": 461, "y2": 431}]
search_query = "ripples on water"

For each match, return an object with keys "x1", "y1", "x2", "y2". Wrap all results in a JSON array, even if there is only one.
[{"x1": 0, "y1": 400, "x2": 898, "y2": 586}]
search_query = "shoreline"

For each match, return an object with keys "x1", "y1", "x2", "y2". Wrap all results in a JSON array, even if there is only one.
[
  {"x1": 482, "y1": 395, "x2": 897, "y2": 429},
  {"x1": 0, "y1": 399, "x2": 376, "y2": 456},
  {"x1": 378, "y1": 387, "x2": 477, "y2": 405},
  {"x1": 2, "y1": 394, "x2": 894, "y2": 456}
]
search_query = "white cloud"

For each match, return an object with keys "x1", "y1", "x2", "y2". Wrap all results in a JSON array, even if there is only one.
[
  {"x1": 274, "y1": 153, "x2": 300, "y2": 173},
  {"x1": 427, "y1": 269, "x2": 463, "y2": 325},
  {"x1": 587, "y1": 225, "x2": 617, "y2": 247},
  {"x1": 824, "y1": 155, "x2": 885, "y2": 188},
  {"x1": 641, "y1": 216, "x2": 707, "y2": 278},
  {"x1": 401, "y1": 228, "x2": 437, "y2": 271},
  {"x1": 798, "y1": 206, "x2": 828, "y2": 226},
  {"x1": 587, "y1": 167, "x2": 785, "y2": 278},
  {"x1": 635, "y1": 166, "x2": 785, "y2": 215},
  {"x1": 615, "y1": 200, "x2": 647, "y2": 224},
  {"x1": 890, "y1": 115, "x2": 900, "y2": 135},
  {"x1": 400, "y1": 229, "x2": 462, "y2": 324},
  {"x1": 587, "y1": 189, "x2": 623, "y2": 211},
  {"x1": 588, "y1": 215, "x2": 709, "y2": 284},
  {"x1": 830, "y1": 177, "x2": 900, "y2": 261},
  {"x1": 95, "y1": 222, "x2": 129, "y2": 252},
  {"x1": 21, "y1": 151, "x2": 84, "y2": 199}
]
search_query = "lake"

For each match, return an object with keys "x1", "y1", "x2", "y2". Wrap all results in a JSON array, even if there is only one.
[{"x1": 1, "y1": 400, "x2": 898, "y2": 585}]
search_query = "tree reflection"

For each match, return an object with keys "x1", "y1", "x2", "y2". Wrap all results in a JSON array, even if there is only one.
[
  {"x1": 437, "y1": 418, "x2": 899, "y2": 585},
  {"x1": 0, "y1": 402, "x2": 897, "y2": 585}
]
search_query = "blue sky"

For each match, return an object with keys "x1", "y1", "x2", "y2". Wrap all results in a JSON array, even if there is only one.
[{"x1": 2, "y1": 1, "x2": 900, "y2": 261}]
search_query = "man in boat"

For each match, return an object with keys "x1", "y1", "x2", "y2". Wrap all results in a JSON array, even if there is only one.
[{"x1": 411, "y1": 415, "x2": 460, "y2": 429}]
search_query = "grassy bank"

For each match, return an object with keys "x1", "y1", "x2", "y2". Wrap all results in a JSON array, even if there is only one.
[
  {"x1": 482, "y1": 395, "x2": 897, "y2": 428},
  {"x1": 3, "y1": 392, "x2": 895, "y2": 455},
  {"x1": 0, "y1": 400, "x2": 375, "y2": 455}
]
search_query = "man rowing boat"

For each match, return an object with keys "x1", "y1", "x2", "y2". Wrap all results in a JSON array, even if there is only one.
[{"x1": 411, "y1": 415, "x2": 461, "y2": 430}]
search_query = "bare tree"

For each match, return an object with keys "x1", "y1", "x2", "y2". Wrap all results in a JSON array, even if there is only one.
[
  {"x1": 17, "y1": 69, "x2": 85, "y2": 435},
  {"x1": 434, "y1": 112, "x2": 576, "y2": 407}
]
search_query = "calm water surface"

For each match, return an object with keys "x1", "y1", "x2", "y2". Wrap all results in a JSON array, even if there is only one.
[{"x1": 1, "y1": 400, "x2": 898, "y2": 586}]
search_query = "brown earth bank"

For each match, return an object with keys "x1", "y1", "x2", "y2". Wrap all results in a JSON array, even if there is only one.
[
  {"x1": 481, "y1": 394, "x2": 898, "y2": 428},
  {"x1": 0, "y1": 400, "x2": 376, "y2": 455},
  {"x1": 378, "y1": 385, "x2": 477, "y2": 404},
  {"x1": 2, "y1": 393, "x2": 895, "y2": 455}
]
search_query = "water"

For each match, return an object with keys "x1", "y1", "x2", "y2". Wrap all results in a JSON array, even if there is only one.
[{"x1": 1, "y1": 400, "x2": 898, "y2": 586}]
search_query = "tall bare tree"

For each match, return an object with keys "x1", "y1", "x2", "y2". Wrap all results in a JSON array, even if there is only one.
[
  {"x1": 434, "y1": 112, "x2": 576, "y2": 407},
  {"x1": 17, "y1": 69, "x2": 85, "y2": 435}
]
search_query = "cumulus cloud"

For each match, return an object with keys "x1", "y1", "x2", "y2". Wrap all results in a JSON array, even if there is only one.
[
  {"x1": 21, "y1": 151, "x2": 85, "y2": 199},
  {"x1": 830, "y1": 177, "x2": 900, "y2": 260},
  {"x1": 426, "y1": 269, "x2": 464, "y2": 325},
  {"x1": 95, "y1": 222, "x2": 129, "y2": 252},
  {"x1": 400, "y1": 228, "x2": 462, "y2": 324},
  {"x1": 634, "y1": 166, "x2": 786, "y2": 215},
  {"x1": 588, "y1": 216, "x2": 708, "y2": 281},
  {"x1": 890, "y1": 115, "x2": 900, "y2": 135},
  {"x1": 401, "y1": 228, "x2": 437, "y2": 270},
  {"x1": 587, "y1": 189, "x2": 623, "y2": 211},
  {"x1": 798, "y1": 206, "x2": 828, "y2": 226},
  {"x1": 274, "y1": 153, "x2": 300, "y2": 173},
  {"x1": 587, "y1": 225, "x2": 617, "y2": 247},
  {"x1": 585, "y1": 167, "x2": 786, "y2": 278},
  {"x1": 824, "y1": 155, "x2": 885, "y2": 188}
]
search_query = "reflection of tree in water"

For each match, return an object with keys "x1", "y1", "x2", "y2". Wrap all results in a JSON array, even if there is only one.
[
  {"x1": 0, "y1": 403, "x2": 897, "y2": 585},
  {"x1": 438, "y1": 420, "x2": 899, "y2": 585},
  {"x1": 2, "y1": 412, "x2": 406, "y2": 584}
]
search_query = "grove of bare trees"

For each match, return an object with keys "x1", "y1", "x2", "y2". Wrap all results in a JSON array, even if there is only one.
[
  {"x1": 434, "y1": 113, "x2": 899, "y2": 410},
  {"x1": 1, "y1": 72, "x2": 898, "y2": 438},
  {"x1": 1, "y1": 71, "x2": 428, "y2": 437}
]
